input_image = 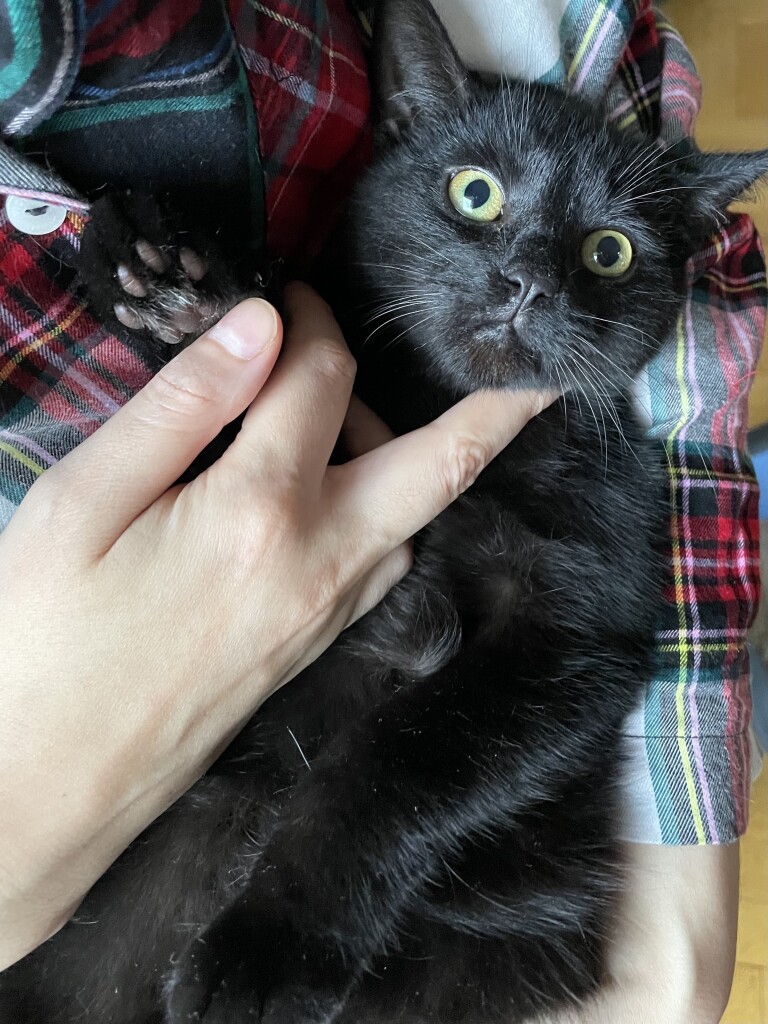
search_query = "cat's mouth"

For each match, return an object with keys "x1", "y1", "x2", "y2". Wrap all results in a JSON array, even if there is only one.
[
  {"x1": 471, "y1": 306, "x2": 539, "y2": 337},
  {"x1": 471, "y1": 315, "x2": 540, "y2": 355},
  {"x1": 466, "y1": 318, "x2": 546, "y2": 385}
]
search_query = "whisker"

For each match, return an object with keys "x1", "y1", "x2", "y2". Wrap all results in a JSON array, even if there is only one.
[
  {"x1": 613, "y1": 150, "x2": 697, "y2": 201},
  {"x1": 387, "y1": 244, "x2": 447, "y2": 269},
  {"x1": 363, "y1": 305, "x2": 436, "y2": 346},
  {"x1": 362, "y1": 296, "x2": 441, "y2": 325},
  {"x1": 567, "y1": 361, "x2": 607, "y2": 475},
  {"x1": 377, "y1": 312, "x2": 440, "y2": 355},
  {"x1": 571, "y1": 310, "x2": 657, "y2": 350},
  {"x1": 405, "y1": 234, "x2": 462, "y2": 271},
  {"x1": 568, "y1": 351, "x2": 645, "y2": 469}
]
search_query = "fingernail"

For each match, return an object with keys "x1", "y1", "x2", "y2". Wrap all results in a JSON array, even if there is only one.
[{"x1": 208, "y1": 298, "x2": 279, "y2": 359}]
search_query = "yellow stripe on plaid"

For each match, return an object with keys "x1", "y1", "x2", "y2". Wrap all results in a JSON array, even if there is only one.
[
  {"x1": 667, "y1": 312, "x2": 707, "y2": 843},
  {"x1": 0, "y1": 439, "x2": 44, "y2": 475},
  {"x1": 702, "y1": 276, "x2": 768, "y2": 295},
  {"x1": 658, "y1": 642, "x2": 743, "y2": 655},
  {"x1": 0, "y1": 301, "x2": 88, "y2": 383},
  {"x1": 616, "y1": 90, "x2": 661, "y2": 131},
  {"x1": 667, "y1": 467, "x2": 755, "y2": 482},
  {"x1": 567, "y1": 3, "x2": 605, "y2": 81}
]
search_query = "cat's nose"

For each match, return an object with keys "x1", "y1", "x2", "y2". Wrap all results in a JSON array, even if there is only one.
[{"x1": 504, "y1": 268, "x2": 557, "y2": 311}]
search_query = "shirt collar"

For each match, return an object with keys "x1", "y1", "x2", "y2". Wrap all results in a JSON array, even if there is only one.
[{"x1": 0, "y1": 139, "x2": 86, "y2": 203}]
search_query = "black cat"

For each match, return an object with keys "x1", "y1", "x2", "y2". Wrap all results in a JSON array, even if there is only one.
[{"x1": 3, "y1": 1, "x2": 767, "y2": 1022}]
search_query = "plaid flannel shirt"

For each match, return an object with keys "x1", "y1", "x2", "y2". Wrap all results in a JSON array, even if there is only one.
[{"x1": 0, "y1": 0, "x2": 763, "y2": 844}]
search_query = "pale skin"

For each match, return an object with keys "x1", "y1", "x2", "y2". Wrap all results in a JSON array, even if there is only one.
[
  {"x1": 541, "y1": 842, "x2": 739, "y2": 1024},
  {"x1": 0, "y1": 285, "x2": 738, "y2": 1023}
]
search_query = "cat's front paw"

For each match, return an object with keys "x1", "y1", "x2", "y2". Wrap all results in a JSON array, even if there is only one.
[
  {"x1": 164, "y1": 894, "x2": 354, "y2": 1024},
  {"x1": 79, "y1": 191, "x2": 254, "y2": 349}
]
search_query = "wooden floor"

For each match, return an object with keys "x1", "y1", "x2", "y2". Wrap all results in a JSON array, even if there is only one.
[
  {"x1": 663, "y1": 4, "x2": 768, "y2": 1022},
  {"x1": 722, "y1": 761, "x2": 768, "y2": 1024},
  {"x1": 665, "y1": 0, "x2": 768, "y2": 428}
]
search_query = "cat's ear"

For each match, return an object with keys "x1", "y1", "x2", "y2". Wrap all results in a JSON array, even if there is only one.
[
  {"x1": 372, "y1": 0, "x2": 470, "y2": 141},
  {"x1": 680, "y1": 148, "x2": 768, "y2": 228}
]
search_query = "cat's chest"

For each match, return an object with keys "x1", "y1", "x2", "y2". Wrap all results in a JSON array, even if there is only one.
[{"x1": 419, "y1": 401, "x2": 656, "y2": 630}]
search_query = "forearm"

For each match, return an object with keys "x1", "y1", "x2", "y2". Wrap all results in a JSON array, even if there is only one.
[
  {"x1": 0, "y1": 813, "x2": 136, "y2": 972},
  {"x1": 0, "y1": 699, "x2": 238, "y2": 971},
  {"x1": 537, "y1": 842, "x2": 740, "y2": 1024}
]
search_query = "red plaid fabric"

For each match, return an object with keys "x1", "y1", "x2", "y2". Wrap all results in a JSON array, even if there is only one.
[
  {"x1": 231, "y1": 0, "x2": 371, "y2": 260},
  {"x1": 576, "y1": 3, "x2": 764, "y2": 843},
  {"x1": 1, "y1": 0, "x2": 764, "y2": 844},
  {"x1": 0, "y1": 0, "x2": 370, "y2": 513}
]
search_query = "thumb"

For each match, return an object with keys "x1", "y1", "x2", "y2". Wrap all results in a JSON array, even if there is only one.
[{"x1": 34, "y1": 299, "x2": 282, "y2": 551}]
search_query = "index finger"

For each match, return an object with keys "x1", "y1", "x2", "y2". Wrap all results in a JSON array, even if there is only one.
[{"x1": 335, "y1": 387, "x2": 558, "y2": 561}]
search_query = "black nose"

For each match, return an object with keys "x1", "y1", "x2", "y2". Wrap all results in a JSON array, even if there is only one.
[{"x1": 504, "y1": 268, "x2": 557, "y2": 311}]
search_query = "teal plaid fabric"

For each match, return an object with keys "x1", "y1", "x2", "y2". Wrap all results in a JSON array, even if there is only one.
[{"x1": 1, "y1": 0, "x2": 764, "y2": 843}]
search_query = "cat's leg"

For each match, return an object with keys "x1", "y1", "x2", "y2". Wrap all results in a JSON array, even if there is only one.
[
  {"x1": 0, "y1": 771, "x2": 275, "y2": 1024},
  {"x1": 78, "y1": 191, "x2": 259, "y2": 350},
  {"x1": 163, "y1": 644, "x2": 638, "y2": 1024}
]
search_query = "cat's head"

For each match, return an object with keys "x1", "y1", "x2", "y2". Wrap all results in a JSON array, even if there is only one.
[{"x1": 346, "y1": 0, "x2": 768, "y2": 398}]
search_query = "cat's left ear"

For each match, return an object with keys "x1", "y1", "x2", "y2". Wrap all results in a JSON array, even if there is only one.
[
  {"x1": 372, "y1": 0, "x2": 471, "y2": 142},
  {"x1": 680, "y1": 148, "x2": 768, "y2": 226}
]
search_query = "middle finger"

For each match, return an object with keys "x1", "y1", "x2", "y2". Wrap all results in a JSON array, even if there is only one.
[{"x1": 227, "y1": 283, "x2": 356, "y2": 486}]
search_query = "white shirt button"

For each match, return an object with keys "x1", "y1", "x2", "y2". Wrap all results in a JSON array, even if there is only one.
[{"x1": 5, "y1": 195, "x2": 68, "y2": 235}]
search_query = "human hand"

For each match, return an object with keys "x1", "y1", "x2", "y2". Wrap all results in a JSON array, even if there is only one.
[
  {"x1": 0, "y1": 283, "x2": 555, "y2": 968},
  {"x1": 534, "y1": 842, "x2": 739, "y2": 1024}
]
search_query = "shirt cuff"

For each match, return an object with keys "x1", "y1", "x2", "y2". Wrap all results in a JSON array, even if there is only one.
[{"x1": 617, "y1": 691, "x2": 754, "y2": 845}]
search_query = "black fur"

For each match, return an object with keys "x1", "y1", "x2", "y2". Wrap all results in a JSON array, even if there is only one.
[{"x1": 3, "y1": 1, "x2": 767, "y2": 1021}]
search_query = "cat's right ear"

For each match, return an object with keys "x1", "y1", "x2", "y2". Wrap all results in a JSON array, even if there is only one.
[{"x1": 373, "y1": 0, "x2": 470, "y2": 142}]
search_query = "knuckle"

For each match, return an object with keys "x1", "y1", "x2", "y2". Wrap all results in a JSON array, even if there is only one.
[
  {"x1": 394, "y1": 542, "x2": 414, "y2": 578},
  {"x1": 22, "y1": 470, "x2": 60, "y2": 526},
  {"x1": 149, "y1": 364, "x2": 215, "y2": 417},
  {"x1": 305, "y1": 559, "x2": 347, "y2": 619},
  {"x1": 229, "y1": 479, "x2": 305, "y2": 570},
  {"x1": 383, "y1": 543, "x2": 413, "y2": 589},
  {"x1": 227, "y1": 513, "x2": 286, "y2": 585},
  {"x1": 19, "y1": 470, "x2": 88, "y2": 561},
  {"x1": 441, "y1": 435, "x2": 491, "y2": 502},
  {"x1": 314, "y1": 343, "x2": 356, "y2": 386},
  {"x1": 259, "y1": 469, "x2": 305, "y2": 527},
  {"x1": 525, "y1": 390, "x2": 553, "y2": 418}
]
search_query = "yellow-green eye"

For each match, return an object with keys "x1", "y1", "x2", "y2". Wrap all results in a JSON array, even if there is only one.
[
  {"x1": 580, "y1": 230, "x2": 633, "y2": 277},
  {"x1": 448, "y1": 169, "x2": 504, "y2": 222}
]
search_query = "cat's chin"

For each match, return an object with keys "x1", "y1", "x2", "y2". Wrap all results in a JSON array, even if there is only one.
[{"x1": 452, "y1": 323, "x2": 550, "y2": 393}]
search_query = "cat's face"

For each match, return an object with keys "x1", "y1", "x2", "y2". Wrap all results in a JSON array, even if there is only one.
[
  {"x1": 351, "y1": 85, "x2": 691, "y2": 396},
  {"x1": 347, "y1": 0, "x2": 768, "y2": 399}
]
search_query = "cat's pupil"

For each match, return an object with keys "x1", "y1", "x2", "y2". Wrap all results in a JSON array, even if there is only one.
[
  {"x1": 596, "y1": 236, "x2": 621, "y2": 267},
  {"x1": 464, "y1": 179, "x2": 491, "y2": 209}
]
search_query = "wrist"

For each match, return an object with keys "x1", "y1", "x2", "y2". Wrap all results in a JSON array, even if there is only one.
[
  {"x1": 0, "y1": 686, "x2": 250, "y2": 973},
  {"x1": 0, "y1": 720, "x2": 179, "y2": 970}
]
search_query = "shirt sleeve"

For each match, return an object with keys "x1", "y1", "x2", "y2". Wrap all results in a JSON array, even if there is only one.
[
  {"x1": 615, "y1": 9, "x2": 764, "y2": 844},
  {"x1": 619, "y1": 210, "x2": 764, "y2": 843}
]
